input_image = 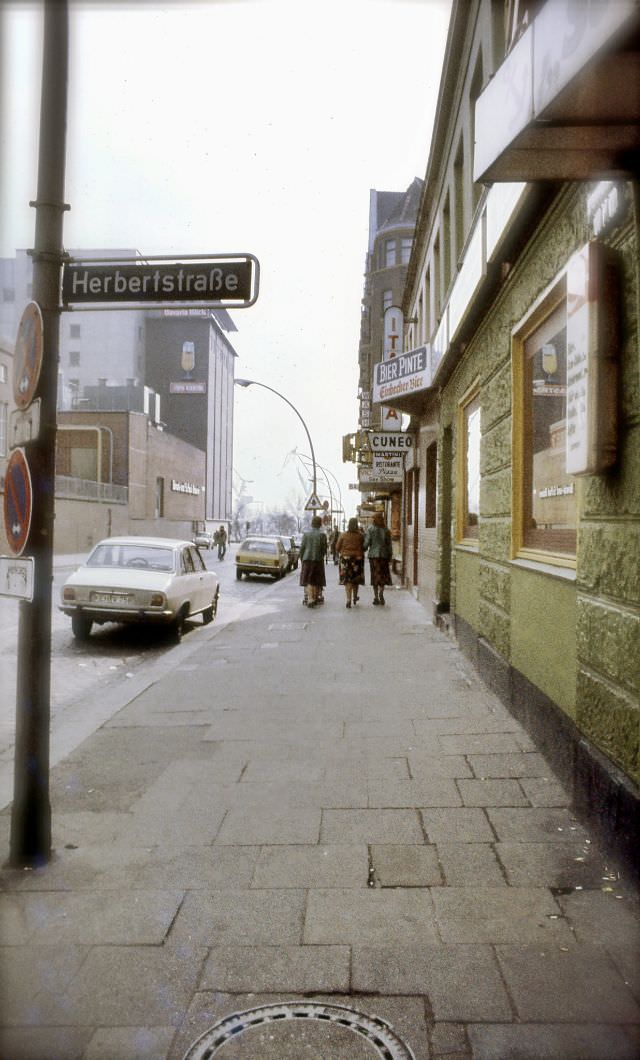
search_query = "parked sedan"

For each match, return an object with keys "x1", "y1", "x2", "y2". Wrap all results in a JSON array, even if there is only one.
[
  {"x1": 193, "y1": 529, "x2": 214, "y2": 550},
  {"x1": 284, "y1": 535, "x2": 299, "y2": 571},
  {"x1": 60, "y1": 536, "x2": 219, "y2": 642},
  {"x1": 260, "y1": 534, "x2": 299, "y2": 572},
  {"x1": 235, "y1": 536, "x2": 289, "y2": 580}
]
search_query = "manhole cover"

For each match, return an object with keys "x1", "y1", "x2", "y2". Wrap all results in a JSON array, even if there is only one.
[{"x1": 183, "y1": 1002, "x2": 415, "y2": 1059}]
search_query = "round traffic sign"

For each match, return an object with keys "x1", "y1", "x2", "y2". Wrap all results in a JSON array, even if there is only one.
[
  {"x1": 3, "y1": 448, "x2": 33, "y2": 556},
  {"x1": 13, "y1": 301, "x2": 44, "y2": 410}
]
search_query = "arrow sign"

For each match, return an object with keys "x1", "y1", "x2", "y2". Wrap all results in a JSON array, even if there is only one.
[
  {"x1": 304, "y1": 491, "x2": 324, "y2": 511},
  {"x1": 3, "y1": 448, "x2": 33, "y2": 556}
]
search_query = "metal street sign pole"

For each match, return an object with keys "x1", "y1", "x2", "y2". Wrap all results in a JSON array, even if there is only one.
[{"x1": 10, "y1": 0, "x2": 68, "y2": 867}]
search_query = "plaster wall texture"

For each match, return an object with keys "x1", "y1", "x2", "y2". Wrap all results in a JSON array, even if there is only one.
[{"x1": 433, "y1": 183, "x2": 639, "y2": 784}]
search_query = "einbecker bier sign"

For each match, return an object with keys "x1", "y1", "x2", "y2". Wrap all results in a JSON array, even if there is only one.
[
  {"x1": 372, "y1": 345, "x2": 431, "y2": 404},
  {"x1": 62, "y1": 255, "x2": 260, "y2": 310}
]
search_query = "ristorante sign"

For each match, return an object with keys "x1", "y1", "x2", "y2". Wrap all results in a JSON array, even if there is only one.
[{"x1": 61, "y1": 255, "x2": 260, "y2": 310}]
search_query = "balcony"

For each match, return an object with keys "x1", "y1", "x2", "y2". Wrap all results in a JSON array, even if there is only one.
[{"x1": 55, "y1": 475, "x2": 128, "y2": 504}]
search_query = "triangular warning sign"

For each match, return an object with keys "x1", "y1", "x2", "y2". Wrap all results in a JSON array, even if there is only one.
[{"x1": 304, "y1": 491, "x2": 324, "y2": 511}]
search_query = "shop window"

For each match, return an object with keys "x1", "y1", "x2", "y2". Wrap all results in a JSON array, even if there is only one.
[
  {"x1": 425, "y1": 441, "x2": 437, "y2": 528},
  {"x1": 457, "y1": 387, "x2": 480, "y2": 542},
  {"x1": 513, "y1": 285, "x2": 577, "y2": 562}
]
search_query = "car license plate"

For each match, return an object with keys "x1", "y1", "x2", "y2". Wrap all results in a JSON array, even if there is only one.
[{"x1": 91, "y1": 592, "x2": 131, "y2": 605}]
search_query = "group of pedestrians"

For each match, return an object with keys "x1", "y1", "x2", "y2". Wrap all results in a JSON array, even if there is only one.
[{"x1": 298, "y1": 513, "x2": 392, "y2": 609}]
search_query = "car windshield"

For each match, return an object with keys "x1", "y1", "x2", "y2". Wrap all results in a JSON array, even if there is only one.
[
  {"x1": 86, "y1": 543, "x2": 175, "y2": 571},
  {"x1": 241, "y1": 539, "x2": 278, "y2": 554}
]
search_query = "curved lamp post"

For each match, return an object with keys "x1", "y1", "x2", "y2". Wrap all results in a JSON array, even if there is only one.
[
  {"x1": 234, "y1": 378, "x2": 318, "y2": 510},
  {"x1": 295, "y1": 451, "x2": 345, "y2": 530}
]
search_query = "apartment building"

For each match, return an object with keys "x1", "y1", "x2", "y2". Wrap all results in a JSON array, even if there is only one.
[{"x1": 356, "y1": 181, "x2": 422, "y2": 548}]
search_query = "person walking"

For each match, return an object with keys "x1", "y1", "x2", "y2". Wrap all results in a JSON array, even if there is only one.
[
  {"x1": 336, "y1": 517, "x2": 365, "y2": 608},
  {"x1": 299, "y1": 516, "x2": 327, "y2": 608},
  {"x1": 363, "y1": 512, "x2": 393, "y2": 606},
  {"x1": 216, "y1": 524, "x2": 227, "y2": 561}
]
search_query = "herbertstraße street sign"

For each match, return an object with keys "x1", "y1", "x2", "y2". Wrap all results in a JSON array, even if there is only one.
[
  {"x1": 3, "y1": 448, "x2": 33, "y2": 556},
  {"x1": 368, "y1": 431, "x2": 414, "y2": 451},
  {"x1": 61, "y1": 254, "x2": 260, "y2": 311},
  {"x1": 13, "y1": 301, "x2": 44, "y2": 410},
  {"x1": 372, "y1": 344, "x2": 432, "y2": 404},
  {"x1": 0, "y1": 556, "x2": 34, "y2": 601}
]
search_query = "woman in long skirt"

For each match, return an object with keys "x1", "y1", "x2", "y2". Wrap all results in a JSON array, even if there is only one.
[
  {"x1": 363, "y1": 512, "x2": 393, "y2": 606},
  {"x1": 298, "y1": 515, "x2": 327, "y2": 608},
  {"x1": 336, "y1": 517, "x2": 365, "y2": 608}
]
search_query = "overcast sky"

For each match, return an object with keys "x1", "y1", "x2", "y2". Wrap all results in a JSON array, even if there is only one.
[{"x1": 1, "y1": 0, "x2": 451, "y2": 520}]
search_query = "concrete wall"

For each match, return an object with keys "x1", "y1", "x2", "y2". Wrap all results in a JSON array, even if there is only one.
[{"x1": 52, "y1": 496, "x2": 201, "y2": 556}]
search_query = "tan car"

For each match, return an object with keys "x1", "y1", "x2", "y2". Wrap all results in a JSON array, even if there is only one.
[{"x1": 235, "y1": 536, "x2": 289, "y2": 581}]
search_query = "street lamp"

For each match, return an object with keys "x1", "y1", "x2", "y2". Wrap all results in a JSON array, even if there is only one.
[
  {"x1": 294, "y1": 451, "x2": 345, "y2": 530},
  {"x1": 234, "y1": 378, "x2": 318, "y2": 508}
]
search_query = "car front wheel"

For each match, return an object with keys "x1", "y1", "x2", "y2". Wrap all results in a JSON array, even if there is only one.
[
  {"x1": 202, "y1": 588, "x2": 219, "y2": 624},
  {"x1": 71, "y1": 613, "x2": 93, "y2": 641},
  {"x1": 171, "y1": 606, "x2": 188, "y2": 643}
]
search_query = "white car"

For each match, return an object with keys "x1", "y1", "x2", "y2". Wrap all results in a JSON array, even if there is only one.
[
  {"x1": 193, "y1": 529, "x2": 214, "y2": 549},
  {"x1": 60, "y1": 536, "x2": 219, "y2": 642}
]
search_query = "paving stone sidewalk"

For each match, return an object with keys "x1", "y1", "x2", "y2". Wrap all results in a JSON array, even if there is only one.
[{"x1": 1, "y1": 576, "x2": 639, "y2": 1059}]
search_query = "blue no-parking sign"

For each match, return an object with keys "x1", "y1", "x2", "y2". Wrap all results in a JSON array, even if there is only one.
[{"x1": 3, "y1": 448, "x2": 33, "y2": 556}]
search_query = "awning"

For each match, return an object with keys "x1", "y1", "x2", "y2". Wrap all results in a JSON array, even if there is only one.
[{"x1": 473, "y1": 0, "x2": 640, "y2": 183}]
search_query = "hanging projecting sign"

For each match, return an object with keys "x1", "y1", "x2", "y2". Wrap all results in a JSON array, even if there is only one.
[
  {"x1": 359, "y1": 456, "x2": 404, "y2": 483},
  {"x1": 383, "y1": 306, "x2": 403, "y2": 359},
  {"x1": 3, "y1": 448, "x2": 33, "y2": 556},
  {"x1": 372, "y1": 346, "x2": 432, "y2": 404},
  {"x1": 13, "y1": 302, "x2": 44, "y2": 410},
  {"x1": 566, "y1": 241, "x2": 618, "y2": 476},
  {"x1": 61, "y1": 255, "x2": 260, "y2": 310},
  {"x1": 368, "y1": 432, "x2": 414, "y2": 451}
]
